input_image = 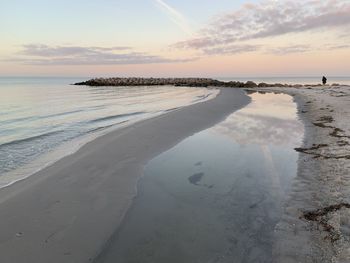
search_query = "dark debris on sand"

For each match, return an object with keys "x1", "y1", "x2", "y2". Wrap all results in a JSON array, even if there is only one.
[{"x1": 301, "y1": 203, "x2": 350, "y2": 242}]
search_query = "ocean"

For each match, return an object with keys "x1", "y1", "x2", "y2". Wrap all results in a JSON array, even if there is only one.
[
  {"x1": 0, "y1": 77, "x2": 217, "y2": 187},
  {"x1": 218, "y1": 76, "x2": 350, "y2": 85}
]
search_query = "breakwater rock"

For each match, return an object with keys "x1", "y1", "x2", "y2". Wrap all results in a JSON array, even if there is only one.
[
  {"x1": 74, "y1": 77, "x2": 322, "y2": 88},
  {"x1": 75, "y1": 78, "x2": 223, "y2": 87}
]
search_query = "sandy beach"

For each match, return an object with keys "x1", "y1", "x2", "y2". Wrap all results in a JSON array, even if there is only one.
[
  {"x1": 94, "y1": 91, "x2": 304, "y2": 263},
  {"x1": 0, "y1": 88, "x2": 250, "y2": 263},
  {"x1": 3, "y1": 1, "x2": 350, "y2": 262},
  {"x1": 0, "y1": 85, "x2": 349, "y2": 262},
  {"x1": 256, "y1": 85, "x2": 350, "y2": 262}
]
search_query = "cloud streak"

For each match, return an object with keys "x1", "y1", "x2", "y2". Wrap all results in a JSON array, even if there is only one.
[
  {"x1": 203, "y1": 44, "x2": 261, "y2": 55},
  {"x1": 20, "y1": 44, "x2": 131, "y2": 57},
  {"x1": 267, "y1": 45, "x2": 312, "y2": 55},
  {"x1": 153, "y1": 0, "x2": 192, "y2": 35},
  {"x1": 174, "y1": 0, "x2": 350, "y2": 54},
  {"x1": 10, "y1": 44, "x2": 194, "y2": 65}
]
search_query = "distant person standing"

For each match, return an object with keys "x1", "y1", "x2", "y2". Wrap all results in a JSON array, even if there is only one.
[{"x1": 322, "y1": 76, "x2": 327, "y2": 85}]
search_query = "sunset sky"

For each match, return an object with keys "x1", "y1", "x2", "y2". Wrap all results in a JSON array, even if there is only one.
[{"x1": 1, "y1": 0, "x2": 350, "y2": 77}]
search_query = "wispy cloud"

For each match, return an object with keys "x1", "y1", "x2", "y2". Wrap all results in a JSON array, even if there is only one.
[
  {"x1": 9, "y1": 44, "x2": 195, "y2": 65},
  {"x1": 153, "y1": 0, "x2": 192, "y2": 36},
  {"x1": 326, "y1": 44, "x2": 350, "y2": 50},
  {"x1": 204, "y1": 44, "x2": 315, "y2": 56},
  {"x1": 203, "y1": 44, "x2": 261, "y2": 55},
  {"x1": 19, "y1": 44, "x2": 131, "y2": 57},
  {"x1": 267, "y1": 45, "x2": 312, "y2": 55},
  {"x1": 174, "y1": 0, "x2": 350, "y2": 54}
]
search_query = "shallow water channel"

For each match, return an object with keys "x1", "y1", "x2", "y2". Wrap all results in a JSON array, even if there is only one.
[{"x1": 97, "y1": 92, "x2": 304, "y2": 263}]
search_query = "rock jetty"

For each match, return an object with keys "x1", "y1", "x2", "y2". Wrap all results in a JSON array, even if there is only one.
[
  {"x1": 74, "y1": 77, "x2": 322, "y2": 88},
  {"x1": 74, "y1": 78, "x2": 223, "y2": 87}
]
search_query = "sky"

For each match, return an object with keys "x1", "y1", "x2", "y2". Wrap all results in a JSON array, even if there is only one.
[{"x1": 1, "y1": 0, "x2": 350, "y2": 77}]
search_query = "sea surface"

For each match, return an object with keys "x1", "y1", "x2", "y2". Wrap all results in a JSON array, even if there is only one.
[
  {"x1": 97, "y1": 92, "x2": 304, "y2": 263},
  {"x1": 218, "y1": 76, "x2": 350, "y2": 85},
  {"x1": 0, "y1": 77, "x2": 217, "y2": 187}
]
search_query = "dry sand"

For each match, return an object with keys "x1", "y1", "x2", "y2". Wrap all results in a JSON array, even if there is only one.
[
  {"x1": 251, "y1": 85, "x2": 350, "y2": 263},
  {"x1": 0, "y1": 88, "x2": 250, "y2": 263}
]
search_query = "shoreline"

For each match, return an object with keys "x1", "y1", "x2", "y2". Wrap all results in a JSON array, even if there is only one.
[
  {"x1": 0, "y1": 88, "x2": 250, "y2": 263},
  {"x1": 246, "y1": 86, "x2": 350, "y2": 262},
  {"x1": 0, "y1": 84, "x2": 349, "y2": 262},
  {"x1": 0, "y1": 88, "x2": 219, "y2": 190},
  {"x1": 93, "y1": 91, "x2": 304, "y2": 263}
]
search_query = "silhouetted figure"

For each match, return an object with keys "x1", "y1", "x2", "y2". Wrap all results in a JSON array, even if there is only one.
[{"x1": 322, "y1": 76, "x2": 327, "y2": 85}]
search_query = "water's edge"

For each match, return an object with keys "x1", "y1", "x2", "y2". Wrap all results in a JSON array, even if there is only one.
[
  {"x1": 91, "y1": 89, "x2": 253, "y2": 263},
  {"x1": 94, "y1": 91, "x2": 303, "y2": 263},
  {"x1": 0, "y1": 87, "x2": 219, "y2": 189},
  {"x1": 0, "y1": 89, "x2": 251, "y2": 263}
]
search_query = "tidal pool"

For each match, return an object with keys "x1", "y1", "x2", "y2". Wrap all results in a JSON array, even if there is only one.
[{"x1": 97, "y1": 92, "x2": 304, "y2": 263}]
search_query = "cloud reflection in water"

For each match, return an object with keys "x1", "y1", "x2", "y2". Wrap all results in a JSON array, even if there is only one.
[{"x1": 211, "y1": 92, "x2": 304, "y2": 147}]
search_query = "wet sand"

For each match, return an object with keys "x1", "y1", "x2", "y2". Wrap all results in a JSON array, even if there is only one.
[
  {"x1": 1, "y1": 85, "x2": 349, "y2": 263},
  {"x1": 94, "y1": 92, "x2": 304, "y2": 263},
  {"x1": 252, "y1": 86, "x2": 350, "y2": 262},
  {"x1": 0, "y1": 88, "x2": 250, "y2": 263}
]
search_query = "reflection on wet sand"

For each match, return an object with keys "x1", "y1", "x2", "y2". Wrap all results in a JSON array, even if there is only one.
[
  {"x1": 96, "y1": 92, "x2": 304, "y2": 263},
  {"x1": 211, "y1": 93, "x2": 303, "y2": 146},
  {"x1": 211, "y1": 92, "x2": 304, "y2": 199}
]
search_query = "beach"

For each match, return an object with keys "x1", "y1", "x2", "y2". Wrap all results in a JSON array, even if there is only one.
[
  {"x1": 3, "y1": 1, "x2": 350, "y2": 262},
  {"x1": 0, "y1": 85, "x2": 349, "y2": 262},
  {"x1": 0, "y1": 78, "x2": 218, "y2": 186},
  {"x1": 261, "y1": 85, "x2": 350, "y2": 262},
  {"x1": 94, "y1": 91, "x2": 304, "y2": 263},
  {"x1": 0, "y1": 88, "x2": 250, "y2": 263}
]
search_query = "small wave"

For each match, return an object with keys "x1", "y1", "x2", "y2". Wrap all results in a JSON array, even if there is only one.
[
  {"x1": 165, "y1": 107, "x2": 180, "y2": 112},
  {"x1": 86, "y1": 121, "x2": 128, "y2": 133},
  {"x1": 38, "y1": 109, "x2": 85, "y2": 119},
  {"x1": 0, "y1": 116, "x2": 37, "y2": 126},
  {"x1": 0, "y1": 130, "x2": 64, "y2": 148},
  {"x1": 192, "y1": 93, "x2": 212, "y2": 103},
  {"x1": 1, "y1": 109, "x2": 86, "y2": 126},
  {"x1": 88, "y1": 111, "x2": 145, "y2": 123}
]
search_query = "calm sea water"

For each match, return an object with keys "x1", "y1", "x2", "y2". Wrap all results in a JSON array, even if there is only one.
[
  {"x1": 97, "y1": 92, "x2": 304, "y2": 263},
  {"x1": 0, "y1": 77, "x2": 218, "y2": 187},
  {"x1": 219, "y1": 76, "x2": 350, "y2": 85}
]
